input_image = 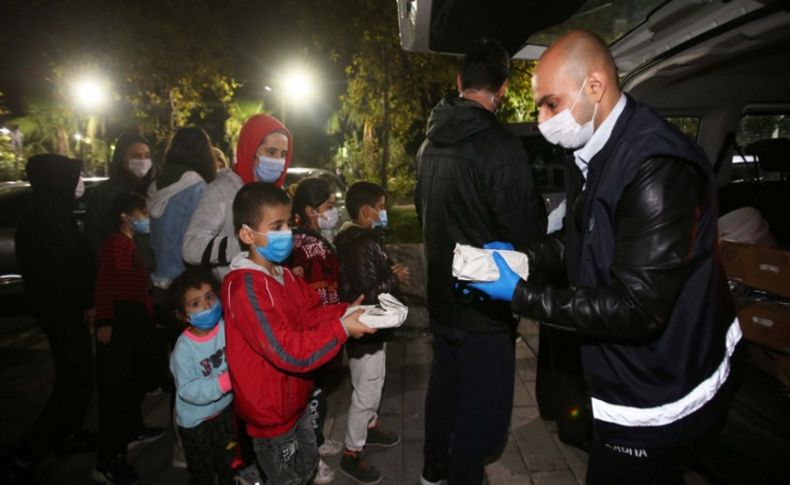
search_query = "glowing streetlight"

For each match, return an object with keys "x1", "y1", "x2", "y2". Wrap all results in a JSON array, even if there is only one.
[
  {"x1": 282, "y1": 67, "x2": 315, "y2": 102},
  {"x1": 72, "y1": 75, "x2": 109, "y2": 111}
]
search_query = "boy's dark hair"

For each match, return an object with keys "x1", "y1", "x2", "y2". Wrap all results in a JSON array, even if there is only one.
[
  {"x1": 460, "y1": 37, "x2": 510, "y2": 92},
  {"x1": 167, "y1": 267, "x2": 219, "y2": 316},
  {"x1": 345, "y1": 181, "x2": 386, "y2": 221},
  {"x1": 111, "y1": 192, "x2": 147, "y2": 228},
  {"x1": 233, "y1": 181, "x2": 291, "y2": 235},
  {"x1": 292, "y1": 177, "x2": 332, "y2": 223},
  {"x1": 164, "y1": 126, "x2": 217, "y2": 183}
]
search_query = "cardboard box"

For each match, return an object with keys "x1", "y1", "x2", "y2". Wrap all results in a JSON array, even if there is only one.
[
  {"x1": 737, "y1": 304, "x2": 790, "y2": 353},
  {"x1": 720, "y1": 240, "x2": 790, "y2": 298}
]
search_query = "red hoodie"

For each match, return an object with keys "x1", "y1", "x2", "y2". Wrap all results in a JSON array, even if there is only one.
[
  {"x1": 233, "y1": 114, "x2": 293, "y2": 187},
  {"x1": 221, "y1": 259, "x2": 348, "y2": 438}
]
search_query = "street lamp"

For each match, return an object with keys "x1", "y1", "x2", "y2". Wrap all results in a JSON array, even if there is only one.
[
  {"x1": 267, "y1": 66, "x2": 317, "y2": 124},
  {"x1": 72, "y1": 75, "x2": 109, "y2": 112}
]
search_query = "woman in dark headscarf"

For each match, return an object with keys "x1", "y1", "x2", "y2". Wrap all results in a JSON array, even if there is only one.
[
  {"x1": 14, "y1": 154, "x2": 95, "y2": 466},
  {"x1": 84, "y1": 131, "x2": 156, "y2": 259}
]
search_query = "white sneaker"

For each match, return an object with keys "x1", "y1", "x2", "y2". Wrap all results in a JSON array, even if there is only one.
[
  {"x1": 313, "y1": 458, "x2": 335, "y2": 484},
  {"x1": 318, "y1": 439, "x2": 343, "y2": 457}
]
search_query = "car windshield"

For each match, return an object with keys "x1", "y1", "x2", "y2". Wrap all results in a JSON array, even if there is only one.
[{"x1": 528, "y1": 0, "x2": 668, "y2": 45}]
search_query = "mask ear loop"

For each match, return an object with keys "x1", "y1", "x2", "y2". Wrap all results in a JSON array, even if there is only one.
[{"x1": 568, "y1": 78, "x2": 588, "y2": 112}]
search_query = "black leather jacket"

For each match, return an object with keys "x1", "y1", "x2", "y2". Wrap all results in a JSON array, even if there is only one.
[
  {"x1": 514, "y1": 157, "x2": 709, "y2": 342},
  {"x1": 334, "y1": 223, "x2": 400, "y2": 343},
  {"x1": 416, "y1": 96, "x2": 546, "y2": 333}
]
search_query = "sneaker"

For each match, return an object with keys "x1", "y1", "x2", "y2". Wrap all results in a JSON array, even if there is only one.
[
  {"x1": 340, "y1": 449, "x2": 382, "y2": 485},
  {"x1": 312, "y1": 458, "x2": 335, "y2": 484},
  {"x1": 92, "y1": 457, "x2": 139, "y2": 484},
  {"x1": 420, "y1": 462, "x2": 447, "y2": 485},
  {"x1": 318, "y1": 439, "x2": 343, "y2": 457},
  {"x1": 366, "y1": 425, "x2": 400, "y2": 447},
  {"x1": 127, "y1": 426, "x2": 164, "y2": 451}
]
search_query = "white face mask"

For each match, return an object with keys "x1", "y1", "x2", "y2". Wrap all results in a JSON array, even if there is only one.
[
  {"x1": 317, "y1": 207, "x2": 339, "y2": 230},
  {"x1": 74, "y1": 176, "x2": 85, "y2": 199},
  {"x1": 538, "y1": 80, "x2": 598, "y2": 149},
  {"x1": 128, "y1": 158, "x2": 152, "y2": 177}
]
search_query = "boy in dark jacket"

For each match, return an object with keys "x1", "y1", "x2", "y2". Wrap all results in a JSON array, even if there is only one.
[
  {"x1": 221, "y1": 182, "x2": 373, "y2": 485},
  {"x1": 334, "y1": 182, "x2": 408, "y2": 485}
]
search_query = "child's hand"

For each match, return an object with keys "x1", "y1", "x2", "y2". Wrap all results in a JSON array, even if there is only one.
[
  {"x1": 96, "y1": 326, "x2": 112, "y2": 345},
  {"x1": 392, "y1": 264, "x2": 410, "y2": 285},
  {"x1": 292, "y1": 266, "x2": 305, "y2": 277},
  {"x1": 342, "y1": 308, "x2": 377, "y2": 339}
]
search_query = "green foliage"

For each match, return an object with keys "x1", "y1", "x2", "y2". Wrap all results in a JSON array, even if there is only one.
[
  {"x1": 307, "y1": 0, "x2": 536, "y2": 202},
  {"x1": 1, "y1": 0, "x2": 242, "y2": 180},
  {"x1": 386, "y1": 205, "x2": 422, "y2": 244}
]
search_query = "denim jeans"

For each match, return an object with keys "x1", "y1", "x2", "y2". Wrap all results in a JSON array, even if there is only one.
[{"x1": 252, "y1": 406, "x2": 318, "y2": 485}]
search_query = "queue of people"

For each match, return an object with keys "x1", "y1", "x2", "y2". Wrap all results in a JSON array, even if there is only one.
[{"x1": 13, "y1": 28, "x2": 737, "y2": 485}]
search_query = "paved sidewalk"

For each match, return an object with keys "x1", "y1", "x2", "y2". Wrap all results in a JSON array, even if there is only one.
[
  {"x1": 321, "y1": 322, "x2": 588, "y2": 485},
  {"x1": 3, "y1": 312, "x2": 714, "y2": 484}
]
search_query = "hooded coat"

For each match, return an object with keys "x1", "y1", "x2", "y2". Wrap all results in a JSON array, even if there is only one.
[
  {"x1": 16, "y1": 154, "x2": 94, "y2": 323},
  {"x1": 415, "y1": 96, "x2": 546, "y2": 333},
  {"x1": 84, "y1": 132, "x2": 155, "y2": 266},
  {"x1": 182, "y1": 115, "x2": 292, "y2": 281}
]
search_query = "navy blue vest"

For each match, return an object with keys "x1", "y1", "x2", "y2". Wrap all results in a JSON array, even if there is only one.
[{"x1": 576, "y1": 95, "x2": 738, "y2": 447}]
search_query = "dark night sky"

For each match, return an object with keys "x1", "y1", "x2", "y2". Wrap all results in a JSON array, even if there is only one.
[{"x1": 0, "y1": 0, "x2": 355, "y2": 167}]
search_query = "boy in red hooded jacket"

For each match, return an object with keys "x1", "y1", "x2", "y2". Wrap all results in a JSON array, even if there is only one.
[{"x1": 222, "y1": 182, "x2": 375, "y2": 484}]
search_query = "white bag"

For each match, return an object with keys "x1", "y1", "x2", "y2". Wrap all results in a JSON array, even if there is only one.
[{"x1": 451, "y1": 243, "x2": 530, "y2": 282}]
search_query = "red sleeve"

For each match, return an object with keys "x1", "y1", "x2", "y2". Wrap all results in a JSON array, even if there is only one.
[{"x1": 230, "y1": 271, "x2": 348, "y2": 374}]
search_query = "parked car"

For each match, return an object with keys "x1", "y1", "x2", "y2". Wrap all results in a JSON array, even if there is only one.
[
  {"x1": 0, "y1": 177, "x2": 106, "y2": 301},
  {"x1": 284, "y1": 166, "x2": 350, "y2": 224}
]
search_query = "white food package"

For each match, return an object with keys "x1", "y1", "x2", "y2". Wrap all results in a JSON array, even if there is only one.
[
  {"x1": 451, "y1": 243, "x2": 530, "y2": 282},
  {"x1": 342, "y1": 293, "x2": 409, "y2": 329}
]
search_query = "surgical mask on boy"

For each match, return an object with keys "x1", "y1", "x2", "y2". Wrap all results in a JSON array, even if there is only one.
[
  {"x1": 538, "y1": 79, "x2": 598, "y2": 149},
  {"x1": 189, "y1": 300, "x2": 223, "y2": 330},
  {"x1": 128, "y1": 158, "x2": 153, "y2": 178},
  {"x1": 244, "y1": 224, "x2": 294, "y2": 263},
  {"x1": 74, "y1": 176, "x2": 85, "y2": 199},
  {"x1": 130, "y1": 217, "x2": 150, "y2": 235},
  {"x1": 373, "y1": 209, "x2": 388, "y2": 229},
  {"x1": 317, "y1": 207, "x2": 339, "y2": 230},
  {"x1": 255, "y1": 156, "x2": 286, "y2": 183}
]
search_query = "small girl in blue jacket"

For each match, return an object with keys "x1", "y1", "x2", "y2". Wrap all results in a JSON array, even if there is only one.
[{"x1": 168, "y1": 268, "x2": 234, "y2": 484}]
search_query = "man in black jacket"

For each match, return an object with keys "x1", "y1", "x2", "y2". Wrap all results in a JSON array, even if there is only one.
[
  {"x1": 471, "y1": 30, "x2": 738, "y2": 485},
  {"x1": 415, "y1": 38, "x2": 546, "y2": 485}
]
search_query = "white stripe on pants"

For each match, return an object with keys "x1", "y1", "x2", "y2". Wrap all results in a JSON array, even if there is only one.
[{"x1": 344, "y1": 342, "x2": 386, "y2": 451}]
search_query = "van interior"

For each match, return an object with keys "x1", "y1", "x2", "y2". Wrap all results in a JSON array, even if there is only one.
[{"x1": 398, "y1": 0, "x2": 790, "y2": 482}]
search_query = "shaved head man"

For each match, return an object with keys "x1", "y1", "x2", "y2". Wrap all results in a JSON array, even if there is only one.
[
  {"x1": 470, "y1": 30, "x2": 738, "y2": 485},
  {"x1": 533, "y1": 30, "x2": 619, "y2": 137}
]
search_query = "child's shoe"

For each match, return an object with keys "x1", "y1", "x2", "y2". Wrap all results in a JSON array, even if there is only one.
[
  {"x1": 340, "y1": 449, "x2": 382, "y2": 484},
  {"x1": 318, "y1": 438, "x2": 343, "y2": 457},
  {"x1": 366, "y1": 424, "x2": 400, "y2": 447},
  {"x1": 312, "y1": 458, "x2": 335, "y2": 484}
]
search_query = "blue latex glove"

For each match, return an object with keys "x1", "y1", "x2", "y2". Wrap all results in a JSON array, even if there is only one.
[
  {"x1": 468, "y1": 252, "x2": 521, "y2": 302},
  {"x1": 483, "y1": 241, "x2": 514, "y2": 251}
]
